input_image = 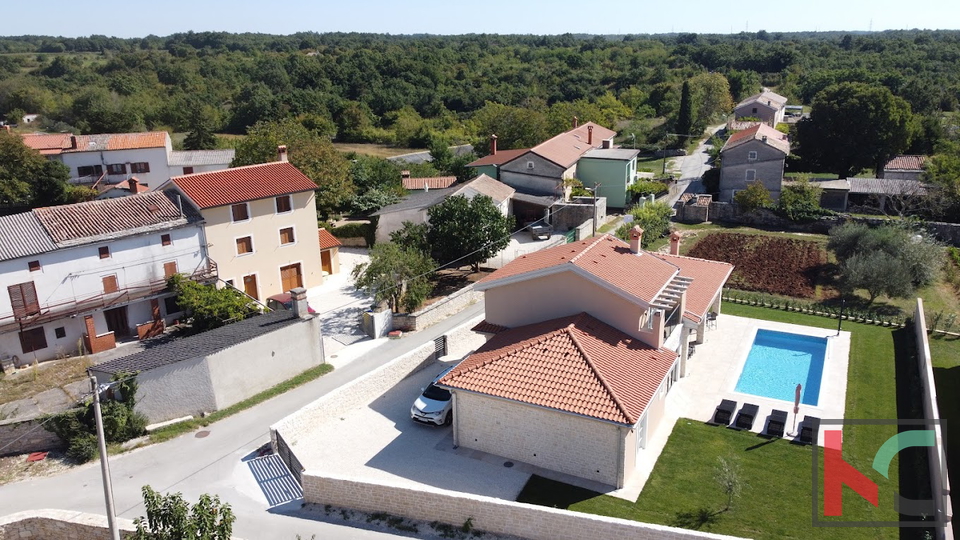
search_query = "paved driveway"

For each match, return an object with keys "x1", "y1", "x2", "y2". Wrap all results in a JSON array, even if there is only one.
[
  {"x1": 307, "y1": 247, "x2": 373, "y2": 356},
  {"x1": 292, "y1": 357, "x2": 534, "y2": 501}
]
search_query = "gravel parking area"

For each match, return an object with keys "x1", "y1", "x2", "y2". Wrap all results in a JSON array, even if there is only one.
[{"x1": 292, "y1": 358, "x2": 532, "y2": 501}]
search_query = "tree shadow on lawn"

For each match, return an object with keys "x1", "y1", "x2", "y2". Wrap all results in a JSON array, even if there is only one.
[{"x1": 672, "y1": 506, "x2": 724, "y2": 530}]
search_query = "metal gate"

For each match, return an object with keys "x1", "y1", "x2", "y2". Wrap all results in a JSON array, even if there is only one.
[
  {"x1": 434, "y1": 335, "x2": 447, "y2": 358},
  {"x1": 274, "y1": 431, "x2": 303, "y2": 487}
]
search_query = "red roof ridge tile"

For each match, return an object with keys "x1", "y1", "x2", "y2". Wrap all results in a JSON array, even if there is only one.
[
  {"x1": 567, "y1": 235, "x2": 607, "y2": 264},
  {"x1": 654, "y1": 251, "x2": 735, "y2": 267},
  {"x1": 566, "y1": 319, "x2": 634, "y2": 423}
]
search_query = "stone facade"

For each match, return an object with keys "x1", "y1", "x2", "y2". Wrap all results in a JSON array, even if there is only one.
[
  {"x1": 719, "y1": 139, "x2": 786, "y2": 203},
  {"x1": 0, "y1": 510, "x2": 136, "y2": 540},
  {"x1": 0, "y1": 417, "x2": 64, "y2": 456},
  {"x1": 300, "y1": 473, "x2": 745, "y2": 540},
  {"x1": 392, "y1": 284, "x2": 483, "y2": 332},
  {"x1": 454, "y1": 391, "x2": 629, "y2": 487}
]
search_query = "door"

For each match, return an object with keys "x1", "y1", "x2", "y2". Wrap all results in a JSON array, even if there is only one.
[
  {"x1": 279, "y1": 263, "x2": 303, "y2": 292},
  {"x1": 243, "y1": 274, "x2": 259, "y2": 300},
  {"x1": 104, "y1": 307, "x2": 130, "y2": 338},
  {"x1": 321, "y1": 251, "x2": 333, "y2": 274}
]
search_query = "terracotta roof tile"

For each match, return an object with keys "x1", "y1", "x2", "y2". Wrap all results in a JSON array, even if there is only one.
[
  {"x1": 441, "y1": 313, "x2": 677, "y2": 424},
  {"x1": 531, "y1": 122, "x2": 617, "y2": 169},
  {"x1": 33, "y1": 191, "x2": 193, "y2": 247},
  {"x1": 402, "y1": 176, "x2": 457, "y2": 190},
  {"x1": 170, "y1": 162, "x2": 317, "y2": 209},
  {"x1": 21, "y1": 133, "x2": 72, "y2": 155},
  {"x1": 721, "y1": 124, "x2": 790, "y2": 155},
  {"x1": 652, "y1": 252, "x2": 734, "y2": 323},
  {"x1": 67, "y1": 132, "x2": 169, "y2": 152},
  {"x1": 467, "y1": 148, "x2": 529, "y2": 167},
  {"x1": 318, "y1": 228, "x2": 342, "y2": 250},
  {"x1": 479, "y1": 235, "x2": 679, "y2": 304},
  {"x1": 472, "y1": 320, "x2": 509, "y2": 334},
  {"x1": 452, "y1": 174, "x2": 515, "y2": 204},
  {"x1": 883, "y1": 155, "x2": 927, "y2": 171}
]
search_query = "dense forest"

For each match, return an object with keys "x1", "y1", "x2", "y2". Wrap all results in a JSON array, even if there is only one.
[{"x1": 2, "y1": 30, "x2": 960, "y2": 217}]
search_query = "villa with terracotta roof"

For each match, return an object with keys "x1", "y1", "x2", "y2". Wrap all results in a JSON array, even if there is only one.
[
  {"x1": 0, "y1": 192, "x2": 211, "y2": 364},
  {"x1": 438, "y1": 227, "x2": 733, "y2": 488},
  {"x1": 20, "y1": 131, "x2": 233, "y2": 189},
  {"x1": 719, "y1": 123, "x2": 791, "y2": 203},
  {"x1": 733, "y1": 89, "x2": 788, "y2": 127},
  {"x1": 160, "y1": 157, "x2": 324, "y2": 300}
]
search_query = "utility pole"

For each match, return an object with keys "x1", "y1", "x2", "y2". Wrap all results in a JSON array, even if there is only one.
[
  {"x1": 90, "y1": 374, "x2": 120, "y2": 540},
  {"x1": 592, "y1": 183, "x2": 600, "y2": 237}
]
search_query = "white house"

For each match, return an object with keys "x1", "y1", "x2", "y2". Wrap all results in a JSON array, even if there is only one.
[
  {"x1": 451, "y1": 174, "x2": 515, "y2": 216},
  {"x1": 0, "y1": 192, "x2": 211, "y2": 365}
]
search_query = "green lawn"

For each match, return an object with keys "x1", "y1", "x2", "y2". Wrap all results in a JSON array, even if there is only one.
[{"x1": 517, "y1": 304, "x2": 945, "y2": 539}]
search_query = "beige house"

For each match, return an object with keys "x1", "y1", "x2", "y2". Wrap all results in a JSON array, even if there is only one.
[
  {"x1": 318, "y1": 228, "x2": 342, "y2": 277},
  {"x1": 439, "y1": 229, "x2": 733, "y2": 488},
  {"x1": 734, "y1": 90, "x2": 788, "y2": 127},
  {"x1": 161, "y1": 159, "x2": 322, "y2": 301},
  {"x1": 719, "y1": 123, "x2": 790, "y2": 203}
]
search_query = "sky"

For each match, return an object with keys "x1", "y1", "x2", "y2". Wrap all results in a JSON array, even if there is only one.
[{"x1": 4, "y1": 0, "x2": 959, "y2": 38}]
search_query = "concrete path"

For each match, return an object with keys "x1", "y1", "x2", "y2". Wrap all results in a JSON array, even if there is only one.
[
  {"x1": 0, "y1": 300, "x2": 486, "y2": 540},
  {"x1": 664, "y1": 125, "x2": 725, "y2": 208}
]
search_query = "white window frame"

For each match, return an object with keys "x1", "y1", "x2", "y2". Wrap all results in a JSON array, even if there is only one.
[
  {"x1": 235, "y1": 235, "x2": 255, "y2": 257},
  {"x1": 275, "y1": 195, "x2": 293, "y2": 214},
  {"x1": 278, "y1": 225, "x2": 297, "y2": 246},
  {"x1": 230, "y1": 202, "x2": 251, "y2": 223},
  {"x1": 745, "y1": 169, "x2": 757, "y2": 182},
  {"x1": 748, "y1": 150, "x2": 758, "y2": 161}
]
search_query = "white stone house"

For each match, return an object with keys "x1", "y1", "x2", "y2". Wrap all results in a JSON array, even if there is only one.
[
  {"x1": 439, "y1": 229, "x2": 733, "y2": 488},
  {"x1": 734, "y1": 90, "x2": 788, "y2": 127},
  {"x1": 0, "y1": 192, "x2": 212, "y2": 365}
]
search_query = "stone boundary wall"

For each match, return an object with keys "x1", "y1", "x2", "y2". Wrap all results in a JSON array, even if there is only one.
[
  {"x1": 337, "y1": 236, "x2": 368, "y2": 247},
  {"x1": 0, "y1": 416, "x2": 64, "y2": 457},
  {"x1": 913, "y1": 299, "x2": 954, "y2": 539},
  {"x1": 300, "y1": 474, "x2": 748, "y2": 540},
  {"x1": 0, "y1": 509, "x2": 136, "y2": 540},
  {"x1": 392, "y1": 284, "x2": 483, "y2": 332}
]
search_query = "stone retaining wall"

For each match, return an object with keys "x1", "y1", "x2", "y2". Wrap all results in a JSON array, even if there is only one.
[
  {"x1": 0, "y1": 416, "x2": 64, "y2": 457},
  {"x1": 301, "y1": 474, "x2": 747, "y2": 540},
  {"x1": 0, "y1": 509, "x2": 136, "y2": 540},
  {"x1": 392, "y1": 284, "x2": 483, "y2": 332}
]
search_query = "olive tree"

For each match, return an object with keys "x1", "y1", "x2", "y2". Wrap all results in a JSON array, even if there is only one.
[{"x1": 132, "y1": 486, "x2": 235, "y2": 540}]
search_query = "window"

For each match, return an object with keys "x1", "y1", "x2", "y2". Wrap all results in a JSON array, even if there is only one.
[
  {"x1": 130, "y1": 162, "x2": 150, "y2": 174},
  {"x1": 19, "y1": 327, "x2": 47, "y2": 354},
  {"x1": 163, "y1": 295, "x2": 181, "y2": 315},
  {"x1": 236, "y1": 236, "x2": 253, "y2": 255},
  {"x1": 28, "y1": 260, "x2": 41, "y2": 272},
  {"x1": 748, "y1": 151, "x2": 758, "y2": 161},
  {"x1": 77, "y1": 165, "x2": 103, "y2": 177},
  {"x1": 224, "y1": 279, "x2": 234, "y2": 287},
  {"x1": 526, "y1": 161, "x2": 535, "y2": 170},
  {"x1": 8, "y1": 282, "x2": 40, "y2": 318},
  {"x1": 107, "y1": 163, "x2": 126, "y2": 175},
  {"x1": 745, "y1": 170, "x2": 756, "y2": 182},
  {"x1": 163, "y1": 261, "x2": 178, "y2": 279},
  {"x1": 102, "y1": 275, "x2": 119, "y2": 294},
  {"x1": 54, "y1": 326, "x2": 66, "y2": 339},
  {"x1": 279, "y1": 227, "x2": 295, "y2": 245},
  {"x1": 752, "y1": 107, "x2": 758, "y2": 114},
  {"x1": 231, "y1": 203, "x2": 249, "y2": 222},
  {"x1": 182, "y1": 167, "x2": 194, "y2": 175},
  {"x1": 99, "y1": 246, "x2": 110, "y2": 259},
  {"x1": 161, "y1": 233, "x2": 171, "y2": 246},
  {"x1": 275, "y1": 195, "x2": 292, "y2": 213}
]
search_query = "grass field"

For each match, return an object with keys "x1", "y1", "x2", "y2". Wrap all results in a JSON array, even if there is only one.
[
  {"x1": 332, "y1": 143, "x2": 426, "y2": 158},
  {"x1": 518, "y1": 304, "x2": 945, "y2": 539}
]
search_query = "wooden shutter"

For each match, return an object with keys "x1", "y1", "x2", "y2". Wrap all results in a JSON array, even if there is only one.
[
  {"x1": 163, "y1": 261, "x2": 178, "y2": 278},
  {"x1": 280, "y1": 227, "x2": 295, "y2": 245},
  {"x1": 236, "y1": 237, "x2": 253, "y2": 254},
  {"x1": 232, "y1": 203, "x2": 249, "y2": 221},
  {"x1": 102, "y1": 275, "x2": 119, "y2": 294},
  {"x1": 8, "y1": 282, "x2": 40, "y2": 318},
  {"x1": 276, "y1": 195, "x2": 292, "y2": 213}
]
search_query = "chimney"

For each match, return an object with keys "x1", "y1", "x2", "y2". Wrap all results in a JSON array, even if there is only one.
[
  {"x1": 629, "y1": 225, "x2": 644, "y2": 254},
  {"x1": 761, "y1": 135, "x2": 768, "y2": 143},
  {"x1": 277, "y1": 145, "x2": 288, "y2": 162},
  {"x1": 489, "y1": 134, "x2": 497, "y2": 156},
  {"x1": 70, "y1": 135, "x2": 78, "y2": 150},
  {"x1": 127, "y1": 177, "x2": 139, "y2": 192},
  {"x1": 670, "y1": 230, "x2": 682, "y2": 256},
  {"x1": 587, "y1": 125, "x2": 594, "y2": 145},
  {"x1": 289, "y1": 287, "x2": 311, "y2": 319},
  {"x1": 573, "y1": 116, "x2": 579, "y2": 129}
]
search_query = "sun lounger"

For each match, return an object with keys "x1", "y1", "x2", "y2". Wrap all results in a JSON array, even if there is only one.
[
  {"x1": 708, "y1": 399, "x2": 737, "y2": 426},
  {"x1": 766, "y1": 409, "x2": 788, "y2": 438},
  {"x1": 799, "y1": 416, "x2": 821, "y2": 445},
  {"x1": 732, "y1": 403, "x2": 759, "y2": 431}
]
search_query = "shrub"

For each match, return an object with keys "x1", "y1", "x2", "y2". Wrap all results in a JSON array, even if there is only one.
[
  {"x1": 733, "y1": 181, "x2": 773, "y2": 212},
  {"x1": 329, "y1": 220, "x2": 376, "y2": 246},
  {"x1": 777, "y1": 177, "x2": 829, "y2": 222},
  {"x1": 66, "y1": 433, "x2": 98, "y2": 462},
  {"x1": 628, "y1": 180, "x2": 669, "y2": 199},
  {"x1": 615, "y1": 202, "x2": 673, "y2": 248}
]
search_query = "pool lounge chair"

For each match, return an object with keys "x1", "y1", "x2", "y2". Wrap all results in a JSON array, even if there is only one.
[
  {"x1": 708, "y1": 399, "x2": 737, "y2": 426},
  {"x1": 799, "y1": 416, "x2": 821, "y2": 445},
  {"x1": 732, "y1": 403, "x2": 759, "y2": 431},
  {"x1": 766, "y1": 409, "x2": 788, "y2": 438}
]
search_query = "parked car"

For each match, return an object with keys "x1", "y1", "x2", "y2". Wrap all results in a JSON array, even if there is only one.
[
  {"x1": 411, "y1": 366, "x2": 454, "y2": 426},
  {"x1": 266, "y1": 292, "x2": 316, "y2": 314}
]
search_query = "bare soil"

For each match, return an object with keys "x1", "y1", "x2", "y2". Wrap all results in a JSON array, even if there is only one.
[
  {"x1": 417, "y1": 268, "x2": 493, "y2": 311},
  {"x1": 0, "y1": 450, "x2": 76, "y2": 486}
]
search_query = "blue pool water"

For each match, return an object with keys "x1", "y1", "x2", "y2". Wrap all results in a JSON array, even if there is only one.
[{"x1": 734, "y1": 329, "x2": 827, "y2": 406}]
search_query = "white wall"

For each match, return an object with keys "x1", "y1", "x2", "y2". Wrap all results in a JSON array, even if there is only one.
[
  {"x1": 167, "y1": 162, "x2": 230, "y2": 178},
  {"x1": 375, "y1": 208, "x2": 428, "y2": 244},
  {"x1": 63, "y1": 146, "x2": 172, "y2": 186},
  {"x1": 92, "y1": 355, "x2": 216, "y2": 423}
]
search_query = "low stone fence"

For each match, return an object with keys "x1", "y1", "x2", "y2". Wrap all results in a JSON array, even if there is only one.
[
  {"x1": 393, "y1": 283, "x2": 483, "y2": 332},
  {"x1": 0, "y1": 415, "x2": 64, "y2": 457},
  {"x1": 912, "y1": 299, "x2": 954, "y2": 539},
  {"x1": 301, "y1": 474, "x2": 747, "y2": 540},
  {"x1": 0, "y1": 509, "x2": 136, "y2": 540}
]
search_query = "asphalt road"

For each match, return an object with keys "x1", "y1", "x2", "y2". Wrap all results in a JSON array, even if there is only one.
[
  {"x1": 0, "y1": 301, "x2": 486, "y2": 540},
  {"x1": 665, "y1": 125, "x2": 724, "y2": 208}
]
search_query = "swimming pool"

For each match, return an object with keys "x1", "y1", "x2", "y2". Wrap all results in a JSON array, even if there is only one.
[{"x1": 734, "y1": 329, "x2": 828, "y2": 406}]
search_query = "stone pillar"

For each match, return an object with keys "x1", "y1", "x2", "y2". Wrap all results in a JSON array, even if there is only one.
[{"x1": 290, "y1": 287, "x2": 311, "y2": 319}]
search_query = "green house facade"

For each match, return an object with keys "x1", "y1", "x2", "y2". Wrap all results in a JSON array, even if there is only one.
[{"x1": 577, "y1": 148, "x2": 640, "y2": 209}]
